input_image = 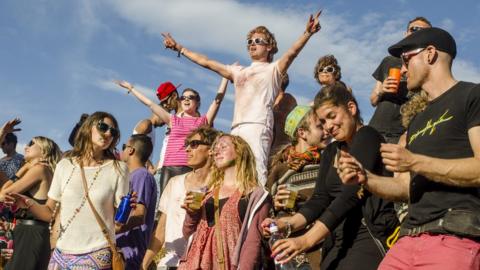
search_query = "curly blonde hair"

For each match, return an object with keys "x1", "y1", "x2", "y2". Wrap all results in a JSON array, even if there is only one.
[
  {"x1": 400, "y1": 90, "x2": 429, "y2": 128},
  {"x1": 247, "y1": 26, "x2": 278, "y2": 62},
  {"x1": 208, "y1": 134, "x2": 259, "y2": 195}
]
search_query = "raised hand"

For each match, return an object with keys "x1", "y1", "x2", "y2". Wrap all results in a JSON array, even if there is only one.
[
  {"x1": 114, "y1": 80, "x2": 134, "y2": 92},
  {"x1": 305, "y1": 10, "x2": 322, "y2": 34},
  {"x1": 1, "y1": 118, "x2": 21, "y2": 134},
  {"x1": 161, "y1": 32, "x2": 180, "y2": 51}
]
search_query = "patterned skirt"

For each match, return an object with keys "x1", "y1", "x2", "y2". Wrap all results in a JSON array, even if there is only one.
[{"x1": 48, "y1": 247, "x2": 112, "y2": 270}]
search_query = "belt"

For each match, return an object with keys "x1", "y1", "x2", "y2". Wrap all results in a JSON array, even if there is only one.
[
  {"x1": 16, "y1": 219, "x2": 49, "y2": 226},
  {"x1": 399, "y1": 218, "x2": 448, "y2": 238}
]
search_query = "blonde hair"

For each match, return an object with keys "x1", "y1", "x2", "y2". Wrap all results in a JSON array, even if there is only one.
[
  {"x1": 208, "y1": 134, "x2": 259, "y2": 195},
  {"x1": 400, "y1": 91, "x2": 429, "y2": 128},
  {"x1": 32, "y1": 136, "x2": 62, "y2": 171},
  {"x1": 247, "y1": 26, "x2": 278, "y2": 62}
]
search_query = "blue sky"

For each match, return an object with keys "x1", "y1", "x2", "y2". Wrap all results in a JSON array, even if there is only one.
[{"x1": 1, "y1": 0, "x2": 479, "y2": 164}]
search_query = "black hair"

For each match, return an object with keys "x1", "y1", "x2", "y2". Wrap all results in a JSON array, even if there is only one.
[{"x1": 129, "y1": 134, "x2": 153, "y2": 163}]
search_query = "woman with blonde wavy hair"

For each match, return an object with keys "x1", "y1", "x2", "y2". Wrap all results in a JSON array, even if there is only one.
[
  {"x1": 179, "y1": 134, "x2": 272, "y2": 270},
  {"x1": 0, "y1": 118, "x2": 62, "y2": 270}
]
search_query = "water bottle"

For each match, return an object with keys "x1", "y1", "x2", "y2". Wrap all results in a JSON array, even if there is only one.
[
  {"x1": 269, "y1": 222, "x2": 296, "y2": 270},
  {"x1": 115, "y1": 193, "x2": 132, "y2": 224}
]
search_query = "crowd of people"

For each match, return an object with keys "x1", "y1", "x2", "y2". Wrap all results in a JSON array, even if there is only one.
[{"x1": 0, "y1": 11, "x2": 479, "y2": 270}]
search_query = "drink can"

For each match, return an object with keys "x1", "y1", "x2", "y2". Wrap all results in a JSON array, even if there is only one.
[{"x1": 115, "y1": 193, "x2": 132, "y2": 224}]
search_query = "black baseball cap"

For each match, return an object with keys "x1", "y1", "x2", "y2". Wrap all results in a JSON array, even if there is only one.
[{"x1": 388, "y1": 27, "x2": 456, "y2": 59}]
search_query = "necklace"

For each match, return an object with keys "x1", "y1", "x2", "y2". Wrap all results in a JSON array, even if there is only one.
[{"x1": 49, "y1": 161, "x2": 103, "y2": 238}]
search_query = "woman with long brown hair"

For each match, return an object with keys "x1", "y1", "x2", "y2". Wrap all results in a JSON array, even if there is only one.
[
  {"x1": 9, "y1": 112, "x2": 129, "y2": 269},
  {"x1": 179, "y1": 134, "x2": 271, "y2": 270},
  {"x1": 263, "y1": 85, "x2": 398, "y2": 270}
]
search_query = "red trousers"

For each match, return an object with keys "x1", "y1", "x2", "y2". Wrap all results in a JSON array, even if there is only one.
[{"x1": 379, "y1": 233, "x2": 480, "y2": 270}]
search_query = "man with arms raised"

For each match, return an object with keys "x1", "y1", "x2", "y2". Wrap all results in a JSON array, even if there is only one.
[{"x1": 161, "y1": 11, "x2": 321, "y2": 185}]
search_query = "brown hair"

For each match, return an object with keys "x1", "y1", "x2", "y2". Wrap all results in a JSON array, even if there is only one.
[
  {"x1": 247, "y1": 26, "x2": 278, "y2": 62},
  {"x1": 313, "y1": 83, "x2": 363, "y2": 124},
  {"x1": 65, "y1": 111, "x2": 122, "y2": 171},
  {"x1": 407, "y1": 16, "x2": 432, "y2": 29},
  {"x1": 186, "y1": 125, "x2": 221, "y2": 146},
  {"x1": 313, "y1": 54, "x2": 342, "y2": 84}
]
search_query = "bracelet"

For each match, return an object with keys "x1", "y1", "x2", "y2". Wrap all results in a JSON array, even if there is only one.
[
  {"x1": 285, "y1": 221, "x2": 292, "y2": 238},
  {"x1": 177, "y1": 46, "x2": 185, "y2": 58}
]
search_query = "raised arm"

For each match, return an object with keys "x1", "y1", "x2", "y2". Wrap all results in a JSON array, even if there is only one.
[
  {"x1": 277, "y1": 11, "x2": 322, "y2": 75},
  {"x1": 162, "y1": 33, "x2": 233, "y2": 81},
  {"x1": 205, "y1": 77, "x2": 228, "y2": 125},
  {"x1": 116, "y1": 80, "x2": 172, "y2": 126},
  {"x1": 0, "y1": 118, "x2": 21, "y2": 144},
  {"x1": 370, "y1": 78, "x2": 400, "y2": 106}
]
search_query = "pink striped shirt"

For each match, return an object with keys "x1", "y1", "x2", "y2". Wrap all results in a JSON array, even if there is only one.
[{"x1": 163, "y1": 114, "x2": 208, "y2": 166}]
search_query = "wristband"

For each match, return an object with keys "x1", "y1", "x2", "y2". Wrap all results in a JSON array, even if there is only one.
[{"x1": 285, "y1": 221, "x2": 292, "y2": 238}]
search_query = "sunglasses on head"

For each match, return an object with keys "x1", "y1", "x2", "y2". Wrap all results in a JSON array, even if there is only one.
[
  {"x1": 318, "y1": 66, "x2": 336, "y2": 74},
  {"x1": 401, "y1": 47, "x2": 426, "y2": 67},
  {"x1": 96, "y1": 122, "x2": 119, "y2": 137},
  {"x1": 408, "y1": 26, "x2": 425, "y2": 33},
  {"x1": 179, "y1": 95, "x2": 199, "y2": 101},
  {"x1": 247, "y1": 37, "x2": 268, "y2": 46},
  {"x1": 27, "y1": 140, "x2": 35, "y2": 147},
  {"x1": 184, "y1": 139, "x2": 209, "y2": 149}
]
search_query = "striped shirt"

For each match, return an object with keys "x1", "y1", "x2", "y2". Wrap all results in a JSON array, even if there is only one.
[{"x1": 163, "y1": 114, "x2": 208, "y2": 166}]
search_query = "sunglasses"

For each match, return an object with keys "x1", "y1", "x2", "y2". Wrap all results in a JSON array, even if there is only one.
[
  {"x1": 401, "y1": 48, "x2": 426, "y2": 67},
  {"x1": 247, "y1": 37, "x2": 268, "y2": 46},
  {"x1": 26, "y1": 140, "x2": 35, "y2": 147},
  {"x1": 408, "y1": 26, "x2": 425, "y2": 33},
  {"x1": 96, "y1": 122, "x2": 119, "y2": 137},
  {"x1": 318, "y1": 66, "x2": 336, "y2": 74},
  {"x1": 179, "y1": 95, "x2": 199, "y2": 101},
  {"x1": 121, "y1": 144, "x2": 134, "y2": 151},
  {"x1": 184, "y1": 140, "x2": 209, "y2": 149}
]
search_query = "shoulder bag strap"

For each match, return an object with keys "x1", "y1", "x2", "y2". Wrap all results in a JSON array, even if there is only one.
[
  {"x1": 214, "y1": 187, "x2": 226, "y2": 270},
  {"x1": 79, "y1": 164, "x2": 117, "y2": 252}
]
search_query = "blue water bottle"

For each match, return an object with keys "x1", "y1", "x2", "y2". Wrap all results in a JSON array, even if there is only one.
[{"x1": 115, "y1": 193, "x2": 132, "y2": 224}]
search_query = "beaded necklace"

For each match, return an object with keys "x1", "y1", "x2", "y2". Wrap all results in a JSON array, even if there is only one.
[{"x1": 48, "y1": 162, "x2": 103, "y2": 239}]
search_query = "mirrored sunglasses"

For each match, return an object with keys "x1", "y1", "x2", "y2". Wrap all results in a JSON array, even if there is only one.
[{"x1": 401, "y1": 48, "x2": 426, "y2": 67}]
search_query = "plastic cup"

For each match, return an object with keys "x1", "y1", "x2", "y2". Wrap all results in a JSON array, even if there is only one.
[
  {"x1": 388, "y1": 68, "x2": 401, "y2": 92},
  {"x1": 284, "y1": 183, "x2": 300, "y2": 209},
  {"x1": 188, "y1": 188, "x2": 206, "y2": 210}
]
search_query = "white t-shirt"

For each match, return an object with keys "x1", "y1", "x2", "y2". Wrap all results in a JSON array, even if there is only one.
[
  {"x1": 157, "y1": 173, "x2": 187, "y2": 267},
  {"x1": 227, "y1": 61, "x2": 282, "y2": 128},
  {"x1": 48, "y1": 158, "x2": 129, "y2": 253}
]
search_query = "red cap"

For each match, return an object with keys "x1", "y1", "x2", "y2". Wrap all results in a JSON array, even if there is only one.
[{"x1": 156, "y1": 81, "x2": 180, "y2": 102}]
